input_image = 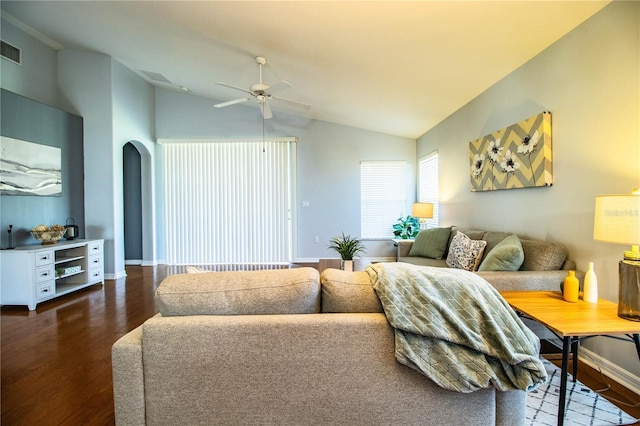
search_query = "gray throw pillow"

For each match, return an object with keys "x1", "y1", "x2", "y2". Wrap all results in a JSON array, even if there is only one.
[
  {"x1": 408, "y1": 227, "x2": 452, "y2": 259},
  {"x1": 477, "y1": 234, "x2": 524, "y2": 271}
]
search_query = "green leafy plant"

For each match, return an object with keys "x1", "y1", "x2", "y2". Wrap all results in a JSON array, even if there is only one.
[
  {"x1": 393, "y1": 215, "x2": 420, "y2": 239},
  {"x1": 328, "y1": 232, "x2": 366, "y2": 260}
]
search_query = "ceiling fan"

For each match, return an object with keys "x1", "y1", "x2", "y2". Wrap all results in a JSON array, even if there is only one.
[{"x1": 214, "y1": 56, "x2": 311, "y2": 119}]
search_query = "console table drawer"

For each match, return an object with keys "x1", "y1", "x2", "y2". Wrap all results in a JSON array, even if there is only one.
[
  {"x1": 35, "y1": 250, "x2": 54, "y2": 267},
  {"x1": 35, "y1": 265, "x2": 55, "y2": 283},
  {"x1": 88, "y1": 242, "x2": 102, "y2": 254},
  {"x1": 88, "y1": 268, "x2": 104, "y2": 282},
  {"x1": 88, "y1": 254, "x2": 102, "y2": 269},
  {"x1": 36, "y1": 282, "x2": 54, "y2": 301}
]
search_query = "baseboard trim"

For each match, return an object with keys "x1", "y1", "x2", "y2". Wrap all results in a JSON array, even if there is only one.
[
  {"x1": 293, "y1": 256, "x2": 396, "y2": 264},
  {"x1": 579, "y1": 347, "x2": 640, "y2": 395},
  {"x1": 124, "y1": 259, "x2": 142, "y2": 266},
  {"x1": 105, "y1": 270, "x2": 127, "y2": 280}
]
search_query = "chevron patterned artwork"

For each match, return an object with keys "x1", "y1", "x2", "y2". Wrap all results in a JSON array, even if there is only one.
[{"x1": 470, "y1": 111, "x2": 552, "y2": 192}]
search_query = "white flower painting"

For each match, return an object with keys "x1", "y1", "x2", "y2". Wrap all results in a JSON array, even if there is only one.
[
  {"x1": 0, "y1": 136, "x2": 62, "y2": 196},
  {"x1": 468, "y1": 112, "x2": 552, "y2": 192}
]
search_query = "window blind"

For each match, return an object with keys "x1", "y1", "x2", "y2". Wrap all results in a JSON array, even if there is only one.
[
  {"x1": 161, "y1": 139, "x2": 295, "y2": 268},
  {"x1": 418, "y1": 151, "x2": 439, "y2": 228},
  {"x1": 361, "y1": 161, "x2": 407, "y2": 239}
]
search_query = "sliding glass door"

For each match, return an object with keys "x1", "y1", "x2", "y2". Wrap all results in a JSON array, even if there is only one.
[{"x1": 161, "y1": 139, "x2": 296, "y2": 268}]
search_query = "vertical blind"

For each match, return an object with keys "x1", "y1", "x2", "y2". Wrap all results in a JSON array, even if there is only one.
[
  {"x1": 162, "y1": 139, "x2": 295, "y2": 267},
  {"x1": 418, "y1": 151, "x2": 439, "y2": 228},
  {"x1": 361, "y1": 161, "x2": 407, "y2": 238}
]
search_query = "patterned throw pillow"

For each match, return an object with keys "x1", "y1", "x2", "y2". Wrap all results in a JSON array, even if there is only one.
[{"x1": 445, "y1": 232, "x2": 487, "y2": 271}]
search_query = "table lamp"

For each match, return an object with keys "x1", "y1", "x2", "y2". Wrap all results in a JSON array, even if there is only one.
[
  {"x1": 412, "y1": 202, "x2": 434, "y2": 230},
  {"x1": 593, "y1": 191, "x2": 640, "y2": 321}
]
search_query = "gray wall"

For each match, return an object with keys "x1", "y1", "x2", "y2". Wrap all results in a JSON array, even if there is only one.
[
  {"x1": 155, "y1": 89, "x2": 416, "y2": 261},
  {"x1": 57, "y1": 50, "x2": 156, "y2": 278},
  {"x1": 0, "y1": 89, "x2": 84, "y2": 248},
  {"x1": 416, "y1": 1, "x2": 639, "y2": 378},
  {"x1": 0, "y1": 17, "x2": 58, "y2": 107}
]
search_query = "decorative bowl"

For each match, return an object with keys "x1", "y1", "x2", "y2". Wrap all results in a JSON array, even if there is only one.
[{"x1": 31, "y1": 225, "x2": 66, "y2": 245}]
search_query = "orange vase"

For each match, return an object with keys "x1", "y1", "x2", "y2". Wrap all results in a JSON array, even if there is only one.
[{"x1": 563, "y1": 271, "x2": 579, "y2": 303}]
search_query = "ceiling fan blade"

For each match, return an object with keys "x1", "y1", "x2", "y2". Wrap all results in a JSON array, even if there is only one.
[
  {"x1": 260, "y1": 101, "x2": 273, "y2": 120},
  {"x1": 271, "y1": 95, "x2": 311, "y2": 110},
  {"x1": 214, "y1": 98, "x2": 250, "y2": 108},
  {"x1": 216, "y1": 82, "x2": 252, "y2": 95},
  {"x1": 268, "y1": 81, "x2": 293, "y2": 94}
]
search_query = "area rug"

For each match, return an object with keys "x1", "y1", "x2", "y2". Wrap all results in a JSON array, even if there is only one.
[{"x1": 527, "y1": 358, "x2": 637, "y2": 426}]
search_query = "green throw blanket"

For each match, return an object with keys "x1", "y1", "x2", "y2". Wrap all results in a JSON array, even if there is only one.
[{"x1": 366, "y1": 262, "x2": 547, "y2": 393}]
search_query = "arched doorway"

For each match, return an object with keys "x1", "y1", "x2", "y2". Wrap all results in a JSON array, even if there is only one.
[
  {"x1": 123, "y1": 142, "x2": 143, "y2": 264},
  {"x1": 122, "y1": 140, "x2": 156, "y2": 266}
]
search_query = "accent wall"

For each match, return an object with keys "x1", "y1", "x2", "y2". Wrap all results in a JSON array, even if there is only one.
[
  {"x1": 416, "y1": 1, "x2": 640, "y2": 384},
  {"x1": 0, "y1": 89, "x2": 84, "y2": 248}
]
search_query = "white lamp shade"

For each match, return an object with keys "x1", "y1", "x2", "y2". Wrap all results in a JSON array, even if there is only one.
[
  {"x1": 593, "y1": 194, "x2": 640, "y2": 245},
  {"x1": 412, "y1": 202, "x2": 434, "y2": 219}
]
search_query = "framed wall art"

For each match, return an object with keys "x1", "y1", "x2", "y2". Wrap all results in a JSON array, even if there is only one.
[
  {"x1": 469, "y1": 111, "x2": 552, "y2": 192},
  {"x1": 0, "y1": 136, "x2": 62, "y2": 196}
]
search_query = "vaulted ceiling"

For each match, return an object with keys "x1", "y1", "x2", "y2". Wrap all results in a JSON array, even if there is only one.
[{"x1": 1, "y1": 1, "x2": 610, "y2": 138}]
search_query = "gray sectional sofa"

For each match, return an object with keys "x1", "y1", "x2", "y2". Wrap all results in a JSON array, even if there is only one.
[
  {"x1": 396, "y1": 226, "x2": 580, "y2": 292},
  {"x1": 112, "y1": 267, "x2": 526, "y2": 426}
]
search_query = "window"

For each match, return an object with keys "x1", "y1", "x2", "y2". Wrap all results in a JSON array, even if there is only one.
[
  {"x1": 361, "y1": 161, "x2": 407, "y2": 239},
  {"x1": 418, "y1": 151, "x2": 439, "y2": 228},
  {"x1": 161, "y1": 139, "x2": 296, "y2": 268}
]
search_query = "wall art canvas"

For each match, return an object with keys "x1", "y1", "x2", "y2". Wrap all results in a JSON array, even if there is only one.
[
  {"x1": 0, "y1": 136, "x2": 62, "y2": 196},
  {"x1": 469, "y1": 111, "x2": 552, "y2": 192}
]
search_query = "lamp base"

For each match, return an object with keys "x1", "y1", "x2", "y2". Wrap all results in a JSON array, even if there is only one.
[{"x1": 618, "y1": 259, "x2": 640, "y2": 321}]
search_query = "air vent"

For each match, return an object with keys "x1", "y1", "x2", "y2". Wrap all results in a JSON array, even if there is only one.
[
  {"x1": 140, "y1": 70, "x2": 172, "y2": 84},
  {"x1": 1, "y1": 41, "x2": 21, "y2": 65}
]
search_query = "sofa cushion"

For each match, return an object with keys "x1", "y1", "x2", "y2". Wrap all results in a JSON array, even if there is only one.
[
  {"x1": 397, "y1": 257, "x2": 448, "y2": 268},
  {"x1": 320, "y1": 269, "x2": 383, "y2": 313},
  {"x1": 478, "y1": 234, "x2": 524, "y2": 271},
  {"x1": 408, "y1": 227, "x2": 452, "y2": 259},
  {"x1": 156, "y1": 267, "x2": 320, "y2": 316},
  {"x1": 446, "y1": 232, "x2": 487, "y2": 271},
  {"x1": 520, "y1": 239, "x2": 568, "y2": 271}
]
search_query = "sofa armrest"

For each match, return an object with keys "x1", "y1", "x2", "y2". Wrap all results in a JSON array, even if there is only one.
[
  {"x1": 396, "y1": 240, "x2": 414, "y2": 259},
  {"x1": 112, "y1": 324, "x2": 146, "y2": 426},
  {"x1": 477, "y1": 270, "x2": 584, "y2": 292},
  {"x1": 496, "y1": 389, "x2": 526, "y2": 426}
]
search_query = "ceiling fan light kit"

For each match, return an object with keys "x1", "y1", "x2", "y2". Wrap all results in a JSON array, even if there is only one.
[{"x1": 214, "y1": 56, "x2": 310, "y2": 119}]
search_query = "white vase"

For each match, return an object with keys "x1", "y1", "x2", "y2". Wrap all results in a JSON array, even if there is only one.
[
  {"x1": 341, "y1": 260, "x2": 353, "y2": 272},
  {"x1": 583, "y1": 261, "x2": 598, "y2": 303}
]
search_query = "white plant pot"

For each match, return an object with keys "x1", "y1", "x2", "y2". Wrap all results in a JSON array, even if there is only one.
[{"x1": 341, "y1": 260, "x2": 353, "y2": 272}]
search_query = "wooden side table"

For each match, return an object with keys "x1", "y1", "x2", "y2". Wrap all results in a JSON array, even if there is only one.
[{"x1": 500, "y1": 291, "x2": 640, "y2": 426}]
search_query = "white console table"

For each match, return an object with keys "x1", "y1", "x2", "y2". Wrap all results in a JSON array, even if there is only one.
[{"x1": 1, "y1": 239, "x2": 104, "y2": 310}]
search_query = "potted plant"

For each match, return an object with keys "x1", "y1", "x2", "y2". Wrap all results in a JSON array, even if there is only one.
[
  {"x1": 393, "y1": 215, "x2": 420, "y2": 239},
  {"x1": 328, "y1": 232, "x2": 366, "y2": 271}
]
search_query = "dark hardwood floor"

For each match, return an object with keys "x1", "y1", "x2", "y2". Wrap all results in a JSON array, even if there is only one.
[
  {"x1": 2, "y1": 265, "x2": 639, "y2": 425},
  {"x1": 1, "y1": 266, "x2": 165, "y2": 425}
]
